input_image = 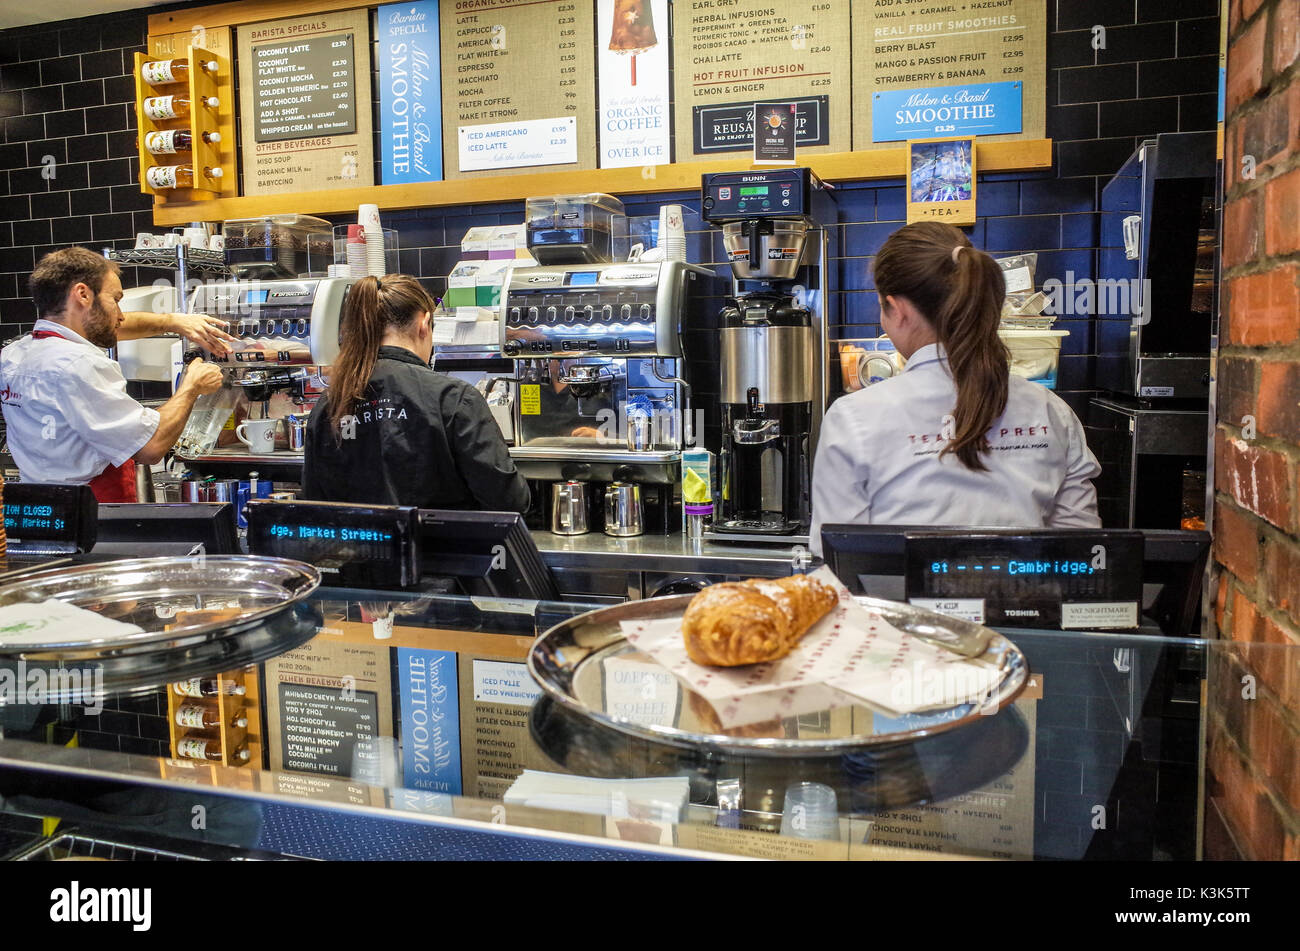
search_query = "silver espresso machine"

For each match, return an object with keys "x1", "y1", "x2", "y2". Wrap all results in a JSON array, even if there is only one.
[
  {"x1": 701, "y1": 168, "x2": 839, "y2": 540},
  {"x1": 501, "y1": 257, "x2": 723, "y2": 532},
  {"x1": 178, "y1": 277, "x2": 351, "y2": 480}
]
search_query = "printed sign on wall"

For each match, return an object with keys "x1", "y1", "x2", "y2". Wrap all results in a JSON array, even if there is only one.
[
  {"x1": 236, "y1": 8, "x2": 374, "y2": 195},
  {"x1": 873, "y1": 81, "x2": 1023, "y2": 143},
  {"x1": 440, "y1": 0, "x2": 597, "y2": 179},
  {"x1": 673, "y1": 0, "x2": 852, "y2": 158},
  {"x1": 378, "y1": 0, "x2": 443, "y2": 184},
  {"x1": 397, "y1": 646, "x2": 461, "y2": 794},
  {"x1": 597, "y1": 0, "x2": 671, "y2": 168},
  {"x1": 853, "y1": 0, "x2": 1046, "y2": 150}
]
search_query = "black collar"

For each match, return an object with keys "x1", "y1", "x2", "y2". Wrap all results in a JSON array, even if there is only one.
[{"x1": 376, "y1": 345, "x2": 429, "y2": 367}]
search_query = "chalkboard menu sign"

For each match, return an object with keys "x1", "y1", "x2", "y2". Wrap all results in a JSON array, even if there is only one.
[
  {"x1": 672, "y1": 0, "x2": 852, "y2": 158},
  {"x1": 266, "y1": 637, "x2": 394, "y2": 778},
  {"x1": 440, "y1": 0, "x2": 597, "y2": 179},
  {"x1": 236, "y1": 8, "x2": 374, "y2": 195},
  {"x1": 252, "y1": 31, "x2": 358, "y2": 142},
  {"x1": 278, "y1": 682, "x2": 380, "y2": 776},
  {"x1": 852, "y1": 0, "x2": 1046, "y2": 148}
]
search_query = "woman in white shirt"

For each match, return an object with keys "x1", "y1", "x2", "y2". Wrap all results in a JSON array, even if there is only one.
[{"x1": 810, "y1": 222, "x2": 1101, "y2": 555}]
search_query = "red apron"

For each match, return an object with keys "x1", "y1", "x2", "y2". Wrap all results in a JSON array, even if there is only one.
[{"x1": 31, "y1": 328, "x2": 138, "y2": 503}]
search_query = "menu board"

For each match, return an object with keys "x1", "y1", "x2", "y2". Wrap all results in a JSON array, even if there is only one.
[
  {"x1": 860, "y1": 683, "x2": 1041, "y2": 859},
  {"x1": 265, "y1": 638, "x2": 394, "y2": 777},
  {"x1": 672, "y1": 0, "x2": 852, "y2": 158},
  {"x1": 236, "y1": 9, "x2": 374, "y2": 195},
  {"x1": 458, "y1": 654, "x2": 555, "y2": 799},
  {"x1": 852, "y1": 0, "x2": 1046, "y2": 149},
  {"x1": 441, "y1": 0, "x2": 597, "y2": 179}
]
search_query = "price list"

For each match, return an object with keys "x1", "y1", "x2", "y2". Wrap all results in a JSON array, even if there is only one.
[
  {"x1": 278, "y1": 682, "x2": 379, "y2": 776},
  {"x1": 440, "y1": 0, "x2": 597, "y2": 178},
  {"x1": 252, "y1": 32, "x2": 356, "y2": 142},
  {"x1": 672, "y1": 0, "x2": 851, "y2": 157},
  {"x1": 265, "y1": 638, "x2": 393, "y2": 776},
  {"x1": 236, "y1": 8, "x2": 373, "y2": 194},
  {"x1": 852, "y1": 0, "x2": 1046, "y2": 147}
]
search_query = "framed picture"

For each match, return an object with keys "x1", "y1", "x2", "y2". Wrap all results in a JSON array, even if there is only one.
[{"x1": 905, "y1": 137, "x2": 977, "y2": 226}]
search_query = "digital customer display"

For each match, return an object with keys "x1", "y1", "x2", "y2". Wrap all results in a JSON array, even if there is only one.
[{"x1": 245, "y1": 500, "x2": 420, "y2": 589}]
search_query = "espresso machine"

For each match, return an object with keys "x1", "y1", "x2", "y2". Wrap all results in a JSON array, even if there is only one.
[
  {"x1": 501, "y1": 215, "x2": 723, "y2": 533},
  {"x1": 178, "y1": 277, "x2": 351, "y2": 482},
  {"x1": 701, "y1": 168, "x2": 839, "y2": 539}
]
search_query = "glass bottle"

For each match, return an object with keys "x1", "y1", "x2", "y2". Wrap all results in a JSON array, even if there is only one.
[
  {"x1": 142, "y1": 94, "x2": 219, "y2": 121},
  {"x1": 176, "y1": 736, "x2": 251, "y2": 763},
  {"x1": 175, "y1": 702, "x2": 248, "y2": 730},
  {"x1": 173, "y1": 677, "x2": 245, "y2": 698},
  {"x1": 141, "y1": 58, "x2": 216, "y2": 87},
  {"x1": 147, "y1": 163, "x2": 224, "y2": 190},
  {"x1": 144, "y1": 129, "x2": 221, "y2": 155}
]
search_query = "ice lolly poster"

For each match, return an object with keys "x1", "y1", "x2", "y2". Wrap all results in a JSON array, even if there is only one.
[{"x1": 598, "y1": 0, "x2": 671, "y2": 168}]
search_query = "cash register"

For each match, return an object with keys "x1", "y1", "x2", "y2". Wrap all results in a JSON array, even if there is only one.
[{"x1": 244, "y1": 499, "x2": 560, "y2": 600}]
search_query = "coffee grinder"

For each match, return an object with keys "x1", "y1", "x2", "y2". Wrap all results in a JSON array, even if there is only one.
[{"x1": 701, "y1": 168, "x2": 838, "y2": 539}]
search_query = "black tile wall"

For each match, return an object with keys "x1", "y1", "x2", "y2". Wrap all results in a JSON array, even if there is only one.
[
  {"x1": 0, "y1": 1, "x2": 1221, "y2": 412},
  {"x1": 73, "y1": 687, "x2": 169, "y2": 759}
]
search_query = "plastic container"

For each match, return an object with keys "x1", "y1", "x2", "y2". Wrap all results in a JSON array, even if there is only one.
[
  {"x1": 526, "y1": 193, "x2": 625, "y2": 264},
  {"x1": 1000, "y1": 328, "x2": 1069, "y2": 389},
  {"x1": 223, "y1": 214, "x2": 333, "y2": 278}
]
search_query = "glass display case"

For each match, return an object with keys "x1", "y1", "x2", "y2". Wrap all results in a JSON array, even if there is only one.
[{"x1": 0, "y1": 585, "x2": 1290, "y2": 862}]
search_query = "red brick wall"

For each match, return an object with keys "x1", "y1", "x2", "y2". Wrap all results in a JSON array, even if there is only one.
[{"x1": 1211, "y1": 0, "x2": 1300, "y2": 861}]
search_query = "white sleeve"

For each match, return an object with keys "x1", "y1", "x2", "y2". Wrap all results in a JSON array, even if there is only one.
[
  {"x1": 1047, "y1": 403, "x2": 1102, "y2": 528},
  {"x1": 54, "y1": 356, "x2": 161, "y2": 467},
  {"x1": 810, "y1": 402, "x2": 873, "y2": 557}
]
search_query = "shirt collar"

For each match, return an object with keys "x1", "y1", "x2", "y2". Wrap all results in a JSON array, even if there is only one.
[
  {"x1": 903, "y1": 342, "x2": 948, "y2": 372},
  {"x1": 33, "y1": 318, "x2": 98, "y2": 350},
  {"x1": 377, "y1": 344, "x2": 430, "y2": 367}
]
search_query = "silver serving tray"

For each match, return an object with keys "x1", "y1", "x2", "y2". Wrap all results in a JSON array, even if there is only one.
[
  {"x1": 528, "y1": 594, "x2": 1029, "y2": 756},
  {"x1": 0, "y1": 556, "x2": 322, "y2": 697}
]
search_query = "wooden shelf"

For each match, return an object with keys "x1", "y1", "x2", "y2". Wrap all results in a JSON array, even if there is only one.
[{"x1": 152, "y1": 138, "x2": 1052, "y2": 226}]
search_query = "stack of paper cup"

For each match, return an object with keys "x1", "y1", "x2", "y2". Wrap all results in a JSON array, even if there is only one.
[
  {"x1": 365, "y1": 230, "x2": 386, "y2": 277},
  {"x1": 358, "y1": 203, "x2": 386, "y2": 277},
  {"x1": 658, "y1": 204, "x2": 687, "y2": 262},
  {"x1": 346, "y1": 224, "x2": 368, "y2": 279}
]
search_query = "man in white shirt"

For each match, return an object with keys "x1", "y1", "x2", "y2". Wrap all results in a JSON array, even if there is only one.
[{"x1": 1, "y1": 247, "x2": 231, "y2": 501}]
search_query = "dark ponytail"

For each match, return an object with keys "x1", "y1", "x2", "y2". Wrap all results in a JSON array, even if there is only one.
[
  {"x1": 324, "y1": 274, "x2": 436, "y2": 438},
  {"x1": 873, "y1": 222, "x2": 1008, "y2": 471}
]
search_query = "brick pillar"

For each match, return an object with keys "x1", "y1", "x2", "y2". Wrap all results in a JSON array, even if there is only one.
[{"x1": 1210, "y1": 0, "x2": 1300, "y2": 860}]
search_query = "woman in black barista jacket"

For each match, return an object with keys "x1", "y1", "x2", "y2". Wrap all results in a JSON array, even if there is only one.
[{"x1": 302, "y1": 274, "x2": 530, "y2": 512}]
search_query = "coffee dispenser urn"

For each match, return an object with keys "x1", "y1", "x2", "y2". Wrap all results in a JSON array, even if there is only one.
[
  {"x1": 718, "y1": 294, "x2": 814, "y2": 534},
  {"x1": 702, "y1": 167, "x2": 838, "y2": 539}
]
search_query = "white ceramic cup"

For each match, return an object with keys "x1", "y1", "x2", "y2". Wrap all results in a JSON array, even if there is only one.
[
  {"x1": 135, "y1": 232, "x2": 161, "y2": 249},
  {"x1": 164, "y1": 232, "x2": 183, "y2": 248},
  {"x1": 183, "y1": 227, "x2": 207, "y2": 250},
  {"x1": 235, "y1": 417, "x2": 279, "y2": 453},
  {"x1": 207, "y1": 234, "x2": 225, "y2": 252}
]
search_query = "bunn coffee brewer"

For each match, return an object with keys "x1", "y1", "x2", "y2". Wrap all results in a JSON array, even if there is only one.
[{"x1": 701, "y1": 168, "x2": 838, "y2": 539}]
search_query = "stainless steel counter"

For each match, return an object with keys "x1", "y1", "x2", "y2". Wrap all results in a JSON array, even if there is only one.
[{"x1": 530, "y1": 529, "x2": 804, "y2": 601}]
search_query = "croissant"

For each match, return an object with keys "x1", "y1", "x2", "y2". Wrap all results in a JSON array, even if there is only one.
[{"x1": 682, "y1": 574, "x2": 839, "y2": 667}]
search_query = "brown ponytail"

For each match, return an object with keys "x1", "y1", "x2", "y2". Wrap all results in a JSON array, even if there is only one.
[
  {"x1": 873, "y1": 221, "x2": 1008, "y2": 471},
  {"x1": 323, "y1": 274, "x2": 436, "y2": 437}
]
